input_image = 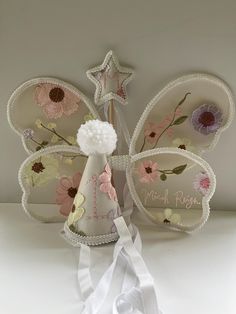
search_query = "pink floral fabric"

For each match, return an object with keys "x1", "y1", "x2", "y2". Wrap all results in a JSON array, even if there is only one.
[
  {"x1": 35, "y1": 83, "x2": 80, "y2": 119},
  {"x1": 193, "y1": 172, "x2": 210, "y2": 195},
  {"x1": 99, "y1": 164, "x2": 118, "y2": 201},
  {"x1": 144, "y1": 122, "x2": 160, "y2": 144},
  {"x1": 56, "y1": 172, "x2": 82, "y2": 216},
  {"x1": 138, "y1": 160, "x2": 159, "y2": 183},
  {"x1": 144, "y1": 108, "x2": 182, "y2": 145}
]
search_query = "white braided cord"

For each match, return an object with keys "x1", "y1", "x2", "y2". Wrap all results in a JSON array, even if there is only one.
[{"x1": 62, "y1": 222, "x2": 119, "y2": 246}]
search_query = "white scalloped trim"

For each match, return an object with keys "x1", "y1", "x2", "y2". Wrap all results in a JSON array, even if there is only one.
[
  {"x1": 109, "y1": 155, "x2": 130, "y2": 171},
  {"x1": 62, "y1": 221, "x2": 119, "y2": 246},
  {"x1": 7, "y1": 77, "x2": 100, "y2": 155},
  {"x1": 126, "y1": 147, "x2": 216, "y2": 233},
  {"x1": 86, "y1": 50, "x2": 134, "y2": 106},
  {"x1": 129, "y1": 73, "x2": 235, "y2": 156}
]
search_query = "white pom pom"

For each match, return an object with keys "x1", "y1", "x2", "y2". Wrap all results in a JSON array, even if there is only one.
[{"x1": 77, "y1": 120, "x2": 117, "y2": 155}]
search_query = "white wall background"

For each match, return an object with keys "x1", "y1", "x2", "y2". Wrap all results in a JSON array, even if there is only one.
[{"x1": 0, "y1": 0, "x2": 235, "y2": 209}]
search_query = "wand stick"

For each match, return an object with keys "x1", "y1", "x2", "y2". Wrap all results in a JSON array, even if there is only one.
[
  {"x1": 108, "y1": 99, "x2": 115, "y2": 128},
  {"x1": 108, "y1": 99, "x2": 115, "y2": 186}
]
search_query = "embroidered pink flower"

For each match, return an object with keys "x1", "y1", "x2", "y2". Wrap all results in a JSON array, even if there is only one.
[
  {"x1": 35, "y1": 83, "x2": 80, "y2": 119},
  {"x1": 99, "y1": 164, "x2": 117, "y2": 201},
  {"x1": 144, "y1": 122, "x2": 160, "y2": 144},
  {"x1": 56, "y1": 172, "x2": 82, "y2": 216},
  {"x1": 138, "y1": 160, "x2": 159, "y2": 183},
  {"x1": 193, "y1": 172, "x2": 210, "y2": 195}
]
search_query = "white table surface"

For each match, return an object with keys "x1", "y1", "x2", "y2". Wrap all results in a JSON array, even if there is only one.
[{"x1": 0, "y1": 204, "x2": 236, "y2": 314}]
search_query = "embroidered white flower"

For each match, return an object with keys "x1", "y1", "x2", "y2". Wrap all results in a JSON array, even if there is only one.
[
  {"x1": 51, "y1": 134, "x2": 59, "y2": 143},
  {"x1": 24, "y1": 156, "x2": 59, "y2": 187},
  {"x1": 47, "y1": 122, "x2": 57, "y2": 129},
  {"x1": 67, "y1": 192, "x2": 85, "y2": 226},
  {"x1": 35, "y1": 119, "x2": 43, "y2": 129},
  {"x1": 64, "y1": 158, "x2": 73, "y2": 165},
  {"x1": 156, "y1": 208, "x2": 181, "y2": 224},
  {"x1": 172, "y1": 138, "x2": 196, "y2": 153}
]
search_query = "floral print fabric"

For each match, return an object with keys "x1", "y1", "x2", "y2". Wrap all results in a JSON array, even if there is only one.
[
  {"x1": 56, "y1": 172, "x2": 82, "y2": 216},
  {"x1": 99, "y1": 163, "x2": 118, "y2": 201},
  {"x1": 35, "y1": 83, "x2": 80, "y2": 119}
]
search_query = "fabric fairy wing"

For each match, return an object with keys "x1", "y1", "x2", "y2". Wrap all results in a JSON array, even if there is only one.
[
  {"x1": 130, "y1": 73, "x2": 234, "y2": 156},
  {"x1": 7, "y1": 77, "x2": 99, "y2": 154},
  {"x1": 126, "y1": 148, "x2": 216, "y2": 232},
  {"x1": 18, "y1": 145, "x2": 88, "y2": 222}
]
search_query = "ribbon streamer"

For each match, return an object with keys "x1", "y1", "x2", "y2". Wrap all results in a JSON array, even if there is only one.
[{"x1": 77, "y1": 217, "x2": 162, "y2": 314}]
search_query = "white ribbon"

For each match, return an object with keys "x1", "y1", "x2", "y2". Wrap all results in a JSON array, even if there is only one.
[
  {"x1": 113, "y1": 218, "x2": 162, "y2": 314},
  {"x1": 77, "y1": 217, "x2": 162, "y2": 314},
  {"x1": 77, "y1": 244, "x2": 94, "y2": 300}
]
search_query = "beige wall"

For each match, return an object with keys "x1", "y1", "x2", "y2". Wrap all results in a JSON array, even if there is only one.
[{"x1": 1, "y1": 0, "x2": 235, "y2": 209}]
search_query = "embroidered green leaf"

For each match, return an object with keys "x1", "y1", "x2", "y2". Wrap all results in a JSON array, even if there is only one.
[
  {"x1": 41, "y1": 141, "x2": 49, "y2": 146},
  {"x1": 172, "y1": 115, "x2": 188, "y2": 125},
  {"x1": 160, "y1": 173, "x2": 167, "y2": 181},
  {"x1": 172, "y1": 164, "x2": 187, "y2": 174}
]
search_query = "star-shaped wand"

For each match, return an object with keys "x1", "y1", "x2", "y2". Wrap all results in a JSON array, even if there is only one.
[{"x1": 87, "y1": 51, "x2": 134, "y2": 148}]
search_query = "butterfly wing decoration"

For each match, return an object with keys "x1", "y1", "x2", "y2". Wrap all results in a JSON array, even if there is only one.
[
  {"x1": 8, "y1": 78, "x2": 100, "y2": 222},
  {"x1": 126, "y1": 73, "x2": 234, "y2": 232},
  {"x1": 130, "y1": 74, "x2": 234, "y2": 155},
  {"x1": 8, "y1": 72, "x2": 234, "y2": 230},
  {"x1": 126, "y1": 148, "x2": 215, "y2": 232},
  {"x1": 8, "y1": 77, "x2": 99, "y2": 154}
]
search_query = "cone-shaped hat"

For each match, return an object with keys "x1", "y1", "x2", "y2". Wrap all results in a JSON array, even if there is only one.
[{"x1": 63, "y1": 120, "x2": 121, "y2": 246}]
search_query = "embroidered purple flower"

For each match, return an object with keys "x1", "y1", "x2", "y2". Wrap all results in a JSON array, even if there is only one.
[
  {"x1": 23, "y1": 128, "x2": 34, "y2": 139},
  {"x1": 191, "y1": 104, "x2": 223, "y2": 135}
]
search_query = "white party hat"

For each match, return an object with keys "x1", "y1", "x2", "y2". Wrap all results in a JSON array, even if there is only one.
[{"x1": 63, "y1": 120, "x2": 121, "y2": 246}]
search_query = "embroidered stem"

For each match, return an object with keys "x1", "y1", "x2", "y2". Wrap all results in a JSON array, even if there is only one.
[
  {"x1": 30, "y1": 138, "x2": 44, "y2": 147},
  {"x1": 108, "y1": 99, "x2": 115, "y2": 186},
  {"x1": 40, "y1": 123, "x2": 73, "y2": 145},
  {"x1": 151, "y1": 92, "x2": 191, "y2": 149},
  {"x1": 158, "y1": 169, "x2": 174, "y2": 174},
  {"x1": 140, "y1": 136, "x2": 147, "y2": 153}
]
